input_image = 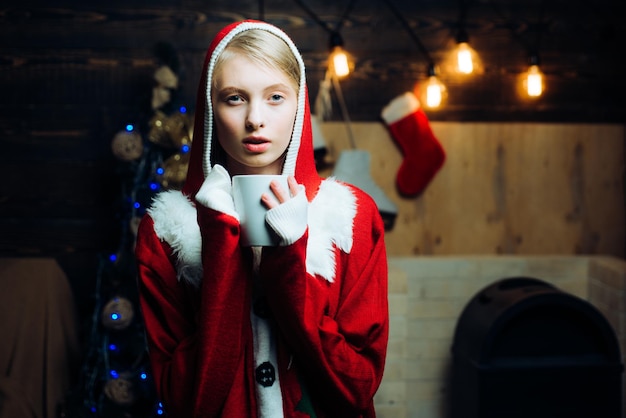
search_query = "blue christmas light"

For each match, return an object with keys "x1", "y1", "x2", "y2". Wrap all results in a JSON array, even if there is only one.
[
  {"x1": 109, "y1": 343, "x2": 117, "y2": 351},
  {"x1": 111, "y1": 312, "x2": 120, "y2": 321},
  {"x1": 125, "y1": 124, "x2": 134, "y2": 132},
  {"x1": 90, "y1": 406, "x2": 97, "y2": 413},
  {"x1": 156, "y1": 167, "x2": 165, "y2": 175},
  {"x1": 181, "y1": 144, "x2": 190, "y2": 153},
  {"x1": 150, "y1": 182, "x2": 159, "y2": 191},
  {"x1": 179, "y1": 106, "x2": 187, "y2": 113},
  {"x1": 133, "y1": 202, "x2": 141, "y2": 209},
  {"x1": 140, "y1": 372, "x2": 148, "y2": 380},
  {"x1": 110, "y1": 370, "x2": 119, "y2": 379},
  {"x1": 109, "y1": 254, "x2": 117, "y2": 262}
]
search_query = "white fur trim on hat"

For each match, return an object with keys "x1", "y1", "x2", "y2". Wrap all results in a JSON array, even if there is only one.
[{"x1": 203, "y1": 21, "x2": 307, "y2": 179}]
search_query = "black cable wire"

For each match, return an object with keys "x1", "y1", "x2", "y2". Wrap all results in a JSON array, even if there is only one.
[
  {"x1": 292, "y1": 0, "x2": 358, "y2": 34},
  {"x1": 292, "y1": 0, "x2": 334, "y2": 33},
  {"x1": 533, "y1": 0, "x2": 546, "y2": 58},
  {"x1": 458, "y1": 0, "x2": 468, "y2": 29},
  {"x1": 488, "y1": 0, "x2": 546, "y2": 59},
  {"x1": 380, "y1": 0, "x2": 434, "y2": 65},
  {"x1": 334, "y1": 0, "x2": 357, "y2": 32},
  {"x1": 456, "y1": 0, "x2": 469, "y2": 42}
]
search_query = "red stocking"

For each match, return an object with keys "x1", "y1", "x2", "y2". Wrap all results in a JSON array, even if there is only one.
[{"x1": 381, "y1": 92, "x2": 446, "y2": 197}]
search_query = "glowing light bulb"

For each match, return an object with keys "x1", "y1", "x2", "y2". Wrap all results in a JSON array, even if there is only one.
[
  {"x1": 420, "y1": 64, "x2": 446, "y2": 109},
  {"x1": 456, "y1": 42, "x2": 474, "y2": 74},
  {"x1": 425, "y1": 76, "x2": 445, "y2": 108},
  {"x1": 331, "y1": 47, "x2": 350, "y2": 78},
  {"x1": 525, "y1": 64, "x2": 543, "y2": 97}
]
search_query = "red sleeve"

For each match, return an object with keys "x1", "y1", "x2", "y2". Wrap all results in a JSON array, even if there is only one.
[
  {"x1": 261, "y1": 191, "x2": 389, "y2": 414},
  {"x1": 135, "y1": 215, "x2": 198, "y2": 417},
  {"x1": 135, "y1": 207, "x2": 254, "y2": 417},
  {"x1": 193, "y1": 205, "x2": 254, "y2": 416}
]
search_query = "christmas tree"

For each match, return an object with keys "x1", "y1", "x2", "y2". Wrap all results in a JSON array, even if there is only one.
[{"x1": 60, "y1": 43, "x2": 192, "y2": 418}]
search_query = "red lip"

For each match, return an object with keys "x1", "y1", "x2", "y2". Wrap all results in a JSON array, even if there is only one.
[
  {"x1": 243, "y1": 136, "x2": 269, "y2": 144},
  {"x1": 243, "y1": 136, "x2": 271, "y2": 153}
]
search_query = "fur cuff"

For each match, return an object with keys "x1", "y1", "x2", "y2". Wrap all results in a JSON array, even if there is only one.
[
  {"x1": 195, "y1": 164, "x2": 239, "y2": 220},
  {"x1": 265, "y1": 185, "x2": 308, "y2": 246},
  {"x1": 147, "y1": 179, "x2": 357, "y2": 285}
]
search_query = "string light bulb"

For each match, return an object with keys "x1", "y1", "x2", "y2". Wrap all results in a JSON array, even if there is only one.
[
  {"x1": 454, "y1": 29, "x2": 474, "y2": 74},
  {"x1": 524, "y1": 55, "x2": 544, "y2": 97},
  {"x1": 329, "y1": 31, "x2": 351, "y2": 78},
  {"x1": 424, "y1": 64, "x2": 446, "y2": 108}
]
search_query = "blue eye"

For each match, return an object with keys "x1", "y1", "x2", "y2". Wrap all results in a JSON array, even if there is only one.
[{"x1": 227, "y1": 95, "x2": 243, "y2": 103}]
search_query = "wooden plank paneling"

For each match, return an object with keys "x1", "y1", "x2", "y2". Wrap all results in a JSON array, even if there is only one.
[{"x1": 318, "y1": 121, "x2": 625, "y2": 258}]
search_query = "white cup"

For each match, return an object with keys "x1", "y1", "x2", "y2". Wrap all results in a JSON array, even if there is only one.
[{"x1": 232, "y1": 174, "x2": 289, "y2": 246}]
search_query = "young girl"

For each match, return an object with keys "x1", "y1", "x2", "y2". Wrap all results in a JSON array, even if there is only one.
[{"x1": 135, "y1": 20, "x2": 389, "y2": 418}]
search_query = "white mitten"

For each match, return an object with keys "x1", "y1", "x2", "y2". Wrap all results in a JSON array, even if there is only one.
[
  {"x1": 195, "y1": 164, "x2": 239, "y2": 221},
  {"x1": 265, "y1": 185, "x2": 308, "y2": 246}
]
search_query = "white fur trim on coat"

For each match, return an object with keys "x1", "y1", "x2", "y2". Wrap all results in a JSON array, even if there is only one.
[
  {"x1": 147, "y1": 190, "x2": 203, "y2": 288},
  {"x1": 148, "y1": 178, "x2": 356, "y2": 286},
  {"x1": 306, "y1": 178, "x2": 355, "y2": 282}
]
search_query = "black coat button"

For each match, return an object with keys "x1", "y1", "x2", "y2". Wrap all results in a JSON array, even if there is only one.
[{"x1": 255, "y1": 361, "x2": 276, "y2": 387}]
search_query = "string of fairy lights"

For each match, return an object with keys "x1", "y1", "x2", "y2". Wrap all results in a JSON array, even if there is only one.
[{"x1": 295, "y1": 0, "x2": 548, "y2": 108}]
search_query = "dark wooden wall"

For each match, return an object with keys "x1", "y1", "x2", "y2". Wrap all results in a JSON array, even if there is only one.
[{"x1": 1, "y1": 0, "x2": 624, "y2": 290}]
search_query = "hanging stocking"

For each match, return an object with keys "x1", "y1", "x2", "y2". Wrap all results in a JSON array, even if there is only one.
[{"x1": 381, "y1": 91, "x2": 446, "y2": 197}]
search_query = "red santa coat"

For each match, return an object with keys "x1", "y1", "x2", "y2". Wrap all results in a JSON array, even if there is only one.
[{"x1": 135, "y1": 20, "x2": 389, "y2": 418}]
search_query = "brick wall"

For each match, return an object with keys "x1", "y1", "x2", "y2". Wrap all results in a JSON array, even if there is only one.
[{"x1": 374, "y1": 256, "x2": 626, "y2": 418}]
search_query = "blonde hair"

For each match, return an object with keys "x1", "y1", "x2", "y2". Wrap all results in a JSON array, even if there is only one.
[{"x1": 213, "y1": 28, "x2": 300, "y2": 93}]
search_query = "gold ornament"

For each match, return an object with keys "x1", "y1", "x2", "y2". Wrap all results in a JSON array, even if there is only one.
[
  {"x1": 147, "y1": 111, "x2": 174, "y2": 148},
  {"x1": 104, "y1": 374, "x2": 135, "y2": 406},
  {"x1": 101, "y1": 296, "x2": 134, "y2": 331},
  {"x1": 154, "y1": 65, "x2": 178, "y2": 89},
  {"x1": 158, "y1": 152, "x2": 190, "y2": 190},
  {"x1": 151, "y1": 66, "x2": 178, "y2": 110},
  {"x1": 111, "y1": 130, "x2": 143, "y2": 161},
  {"x1": 151, "y1": 86, "x2": 171, "y2": 111},
  {"x1": 167, "y1": 111, "x2": 193, "y2": 149},
  {"x1": 147, "y1": 110, "x2": 193, "y2": 149}
]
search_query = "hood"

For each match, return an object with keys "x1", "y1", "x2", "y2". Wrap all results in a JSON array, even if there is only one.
[{"x1": 182, "y1": 20, "x2": 321, "y2": 201}]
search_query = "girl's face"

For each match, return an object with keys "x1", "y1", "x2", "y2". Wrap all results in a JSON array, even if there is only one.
[{"x1": 212, "y1": 53, "x2": 298, "y2": 175}]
